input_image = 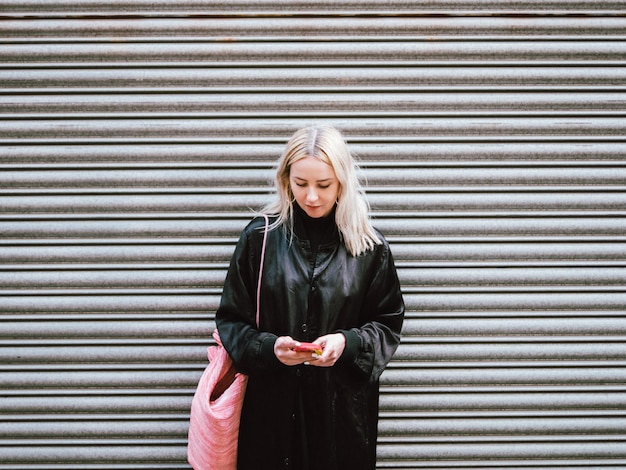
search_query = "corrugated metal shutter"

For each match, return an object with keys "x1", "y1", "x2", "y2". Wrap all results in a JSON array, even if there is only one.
[{"x1": 1, "y1": 1, "x2": 625, "y2": 468}]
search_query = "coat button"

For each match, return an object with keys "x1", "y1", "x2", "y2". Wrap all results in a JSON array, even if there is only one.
[
  {"x1": 301, "y1": 323, "x2": 307, "y2": 332},
  {"x1": 284, "y1": 457, "x2": 290, "y2": 466}
]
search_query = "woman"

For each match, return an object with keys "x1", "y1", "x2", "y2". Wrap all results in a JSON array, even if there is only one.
[{"x1": 216, "y1": 125, "x2": 405, "y2": 469}]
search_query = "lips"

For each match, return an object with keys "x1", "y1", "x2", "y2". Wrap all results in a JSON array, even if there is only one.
[{"x1": 304, "y1": 206, "x2": 326, "y2": 217}]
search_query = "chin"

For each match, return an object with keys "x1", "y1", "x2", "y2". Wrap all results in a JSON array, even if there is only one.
[{"x1": 306, "y1": 207, "x2": 327, "y2": 218}]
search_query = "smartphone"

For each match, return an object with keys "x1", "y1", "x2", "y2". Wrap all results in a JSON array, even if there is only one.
[{"x1": 293, "y1": 342, "x2": 323, "y2": 355}]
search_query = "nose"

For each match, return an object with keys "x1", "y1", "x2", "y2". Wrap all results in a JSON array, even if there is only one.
[{"x1": 306, "y1": 186, "x2": 319, "y2": 203}]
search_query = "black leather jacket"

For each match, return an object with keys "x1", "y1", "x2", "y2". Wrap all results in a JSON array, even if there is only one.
[{"x1": 216, "y1": 214, "x2": 405, "y2": 470}]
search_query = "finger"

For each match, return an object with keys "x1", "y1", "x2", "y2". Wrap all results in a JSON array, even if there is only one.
[{"x1": 277, "y1": 336, "x2": 297, "y2": 350}]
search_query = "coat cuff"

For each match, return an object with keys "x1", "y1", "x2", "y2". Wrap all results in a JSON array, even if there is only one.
[
  {"x1": 337, "y1": 329, "x2": 360, "y2": 365},
  {"x1": 260, "y1": 335, "x2": 283, "y2": 369}
]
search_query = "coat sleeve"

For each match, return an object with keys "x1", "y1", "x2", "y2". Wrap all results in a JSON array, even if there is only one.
[
  {"x1": 338, "y1": 237, "x2": 405, "y2": 383},
  {"x1": 215, "y1": 220, "x2": 283, "y2": 376}
]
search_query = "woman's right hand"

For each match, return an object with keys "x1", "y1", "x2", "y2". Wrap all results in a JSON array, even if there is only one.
[{"x1": 274, "y1": 336, "x2": 320, "y2": 366}]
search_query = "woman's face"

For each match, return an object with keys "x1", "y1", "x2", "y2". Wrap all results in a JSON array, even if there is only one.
[{"x1": 289, "y1": 156, "x2": 340, "y2": 218}]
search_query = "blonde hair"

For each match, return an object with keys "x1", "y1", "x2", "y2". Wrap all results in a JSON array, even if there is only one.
[{"x1": 263, "y1": 125, "x2": 381, "y2": 256}]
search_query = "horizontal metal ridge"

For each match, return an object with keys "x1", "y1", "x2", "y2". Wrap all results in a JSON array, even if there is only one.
[
  {"x1": 3, "y1": 9, "x2": 622, "y2": 15},
  {"x1": 6, "y1": 36, "x2": 626, "y2": 45},
  {"x1": 1, "y1": 119, "x2": 625, "y2": 141},
  {"x1": 398, "y1": 336, "x2": 626, "y2": 344},
  {"x1": 377, "y1": 410, "x2": 626, "y2": 419},
  {"x1": 2, "y1": 217, "x2": 625, "y2": 240},
  {"x1": 3, "y1": 60, "x2": 626, "y2": 69},
  {"x1": 0, "y1": 338, "x2": 210, "y2": 346},
  {"x1": 2, "y1": 142, "x2": 625, "y2": 164},
  {"x1": 1, "y1": 360, "x2": 625, "y2": 371},
  {"x1": 2, "y1": 93, "x2": 625, "y2": 114},
  {"x1": 1, "y1": 0, "x2": 625, "y2": 15},
  {"x1": 1, "y1": 17, "x2": 625, "y2": 39},
  {"x1": 3, "y1": 67, "x2": 626, "y2": 88},
  {"x1": 0, "y1": 436, "x2": 186, "y2": 443},
  {"x1": 2, "y1": 336, "x2": 625, "y2": 346},
  {"x1": 0, "y1": 288, "x2": 220, "y2": 295},
  {"x1": 1, "y1": 384, "x2": 621, "y2": 396},
  {"x1": 0, "y1": 466, "x2": 190, "y2": 470},
  {"x1": 1, "y1": 310, "x2": 622, "y2": 322},
  {"x1": 0, "y1": 465, "x2": 190, "y2": 470},
  {"x1": 2, "y1": 384, "x2": 626, "y2": 400},
  {"x1": 3, "y1": 211, "x2": 626, "y2": 219},
  {"x1": 2, "y1": 60, "x2": 626, "y2": 69},
  {"x1": 0, "y1": 162, "x2": 278, "y2": 170},
  {"x1": 3, "y1": 195, "x2": 625, "y2": 214},
  {"x1": 377, "y1": 436, "x2": 626, "y2": 444},
  {"x1": 406, "y1": 310, "x2": 626, "y2": 318},
  {"x1": 4, "y1": 286, "x2": 622, "y2": 296},
  {"x1": 2, "y1": 236, "x2": 625, "y2": 246},
  {"x1": 2, "y1": 268, "x2": 625, "y2": 289},
  {"x1": 1, "y1": 410, "x2": 621, "y2": 420},
  {"x1": 1, "y1": 413, "x2": 190, "y2": 421},
  {"x1": 373, "y1": 461, "x2": 626, "y2": 469},
  {"x1": 2, "y1": 40, "x2": 626, "y2": 58},
  {"x1": 3, "y1": 111, "x2": 626, "y2": 119},
  {"x1": 3, "y1": 260, "x2": 626, "y2": 269},
  {"x1": 0, "y1": 263, "x2": 222, "y2": 270},
  {"x1": 3, "y1": 136, "x2": 626, "y2": 145},
  {"x1": 2, "y1": 319, "x2": 624, "y2": 338},
  {"x1": 3, "y1": 160, "x2": 626, "y2": 170},
  {"x1": 3, "y1": 86, "x2": 626, "y2": 94},
  {"x1": 380, "y1": 384, "x2": 626, "y2": 393},
  {"x1": 376, "y1": 442, "x2": 626, "y2": 460},
  {"x1": 0, "y1": 237, "x2": 239, "y2": 245},
  {"x1": 0, "y1": 387, "x2": 195, "y2": 396},
  {"x1": 3, "y1": 161, "x2": 626, "y2": 170},
  {"x1": 384, "y1": 360, "x2": 626, "y2": 368},
  {"x1": 4, "y1": 291, "x2": 625, "y2": 311},
  {"x1": 0, "y1": 363, "x2": 203, "y2": 371},
  {"x1": 6, "y1": 37, "x2": 623, "y2": 45},
  {"x1": 2, "y1": 186, "x2": 624, "y2": 194}
]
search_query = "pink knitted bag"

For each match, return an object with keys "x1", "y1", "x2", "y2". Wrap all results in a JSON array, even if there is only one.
[{"x1": 188, "y1": 215, "x2": 269, "y2": 470}]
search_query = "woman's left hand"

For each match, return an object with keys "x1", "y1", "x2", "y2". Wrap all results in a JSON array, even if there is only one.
[{"x1": 309, "y1": 333, "x2": 346, "y2": 367}]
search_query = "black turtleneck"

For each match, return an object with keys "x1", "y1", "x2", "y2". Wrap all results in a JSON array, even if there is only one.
[{"x1": 293, "y1": 203, "x2": 338, "y2": 256}]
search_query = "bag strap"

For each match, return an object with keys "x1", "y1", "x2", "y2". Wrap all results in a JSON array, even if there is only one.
[{"x1": 255, "y1": 214, "x2": 269, "y2": 328}]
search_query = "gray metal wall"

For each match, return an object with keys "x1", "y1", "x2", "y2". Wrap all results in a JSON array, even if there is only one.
[{"x1": 1, "y1": 1, "x2": 625, "y2": 468}]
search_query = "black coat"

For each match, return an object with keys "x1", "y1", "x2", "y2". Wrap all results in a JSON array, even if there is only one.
[{"x1": 216, "y1": 215, "x2": 405, "y2": 470}]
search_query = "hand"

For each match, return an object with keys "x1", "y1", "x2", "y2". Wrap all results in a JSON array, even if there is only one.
[
  {"x1": 309, "y1": 333, "x2": 345, "y2": 367},
  {"x1": 274, "y1": 336, "x2": 320, "y2": 367}
]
